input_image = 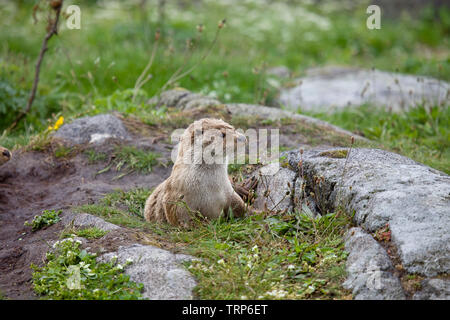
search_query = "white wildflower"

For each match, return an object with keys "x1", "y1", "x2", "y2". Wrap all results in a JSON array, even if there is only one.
[{"x1": 266, "y1": 289, "x2": 287, "y2": 299}]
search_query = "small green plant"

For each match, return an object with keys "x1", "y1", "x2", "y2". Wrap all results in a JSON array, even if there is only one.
[
  {"x1": 113, "y1": 146, "x2": 161, "y2": 173},
  {"x1": 54, "y1": 145, "x2": 73, "y2": 158},
  {"x1": 61, "y1": 227, "x2": 109, "y2": 240},
  {"x1": 25, "y1": 209, "x2": 62, "y2": 231},
  {"x1": 96, "y1": 146, "x2": 161, "y2": 180},
  {"x1": 84, "y1": 149, "x2": 108, "y2": 164},
  {"x1": 31, "y1": 237, "x2": 144, "y2": 300}
]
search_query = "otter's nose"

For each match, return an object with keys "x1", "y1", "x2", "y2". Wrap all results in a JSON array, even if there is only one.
[{"x1": 2, "y1": 150, "x2": 10, "y2": 158}]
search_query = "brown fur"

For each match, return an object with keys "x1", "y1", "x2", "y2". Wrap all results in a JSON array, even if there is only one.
[
  {"x1": 144, "y1": 118, "x2": 248, "y2": 227},
  {"x1": 0, "y1": 146, "x2": 11, "y2": 166}
]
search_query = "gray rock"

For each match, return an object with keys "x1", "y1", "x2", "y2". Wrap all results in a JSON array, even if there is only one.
[
  {"x1": 177, "y1": 93, "x2": 207, "y2": 109},
  {"x1": 184, "y1": 97, "x2": 221, "y2": 110},
  {"x1": 145, "y1": 96, "x2": 159, "y2": 106},
  {"x1": 53, "y1": 114, "x2": 130, "y2": 145},
  {"x1": 413, "y1": 278, "x2": 450, "y2": 300},
  {"x1": 293, "y1": 176, "x2": 321, "y2": 217},
  {"x1": 343, "y1": 227, "x2": 406, "y2": 300},
  {"x1": 253, "y1": 163, "x2": 296, "y2": 212},
  {"x1": 157, "y1": 90, "x2": 222, "y2": 111},
  {"x1": 100, "y1": 244, "x2": 196, "y2": 300},
  {"x1": 280, "y1": 66, "x2": 449, "y2": 112},
  {"x1": 61, "y1": 212, "x2": 121, "y2": 231},
  {"x1": 226, "y1": 103, "x2": 367, "y2": 142},
  {"x1": 266, "y1": 66, "x2": 291, "y2": 79},
  {"x1": 157, "y1": 88, "x2": 190, "y2": 107},
  {"x1": 286, "y1": 147, "x2": 450, "y2": 277}
]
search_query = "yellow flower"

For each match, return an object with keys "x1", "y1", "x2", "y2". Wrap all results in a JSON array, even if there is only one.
[
  {"x1": 48, "y1": 116, "x2": 64, "y2": 131},
  {"x1": 54, "y1": 116, "x2": 64, "y2": 130}
]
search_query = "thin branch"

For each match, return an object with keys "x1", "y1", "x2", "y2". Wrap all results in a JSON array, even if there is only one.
[{"x1": 8, "y1": 1, "x2": 63, "y2": 131}]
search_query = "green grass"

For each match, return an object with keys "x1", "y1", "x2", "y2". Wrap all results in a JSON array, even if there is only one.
[
  {"x1": 61, "y1": 227, "x2": 109, "y2": 240},
  {"x1": 84, "y1": 149, "x2": 108, "y2": 164},
  {"x1": 306, "y1": 104, "x2": 450, "y2": 174},
  {"x1": 93, "y1": 146, "x2": 162, "y2": 180},
  {"x1": 179, "y1": 211, "x2": 352, "y2": 299},
  {"x1": 112, "y1": 146, "x2": 161, "y2": 173},
  {"x1": 54, "y1": 145, "x2": 73, "y2": 158},
  {"x1": 75, "y1": 188, "x2": 353, "y2": 299}
]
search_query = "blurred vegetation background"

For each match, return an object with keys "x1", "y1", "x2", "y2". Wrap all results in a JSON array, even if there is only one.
[{"x1": 0, "y1": 0, "x2": 448, "y2": 171}]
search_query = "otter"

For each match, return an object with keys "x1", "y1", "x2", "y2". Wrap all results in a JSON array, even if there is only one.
[
  {"x1": 0, "y1": 146, "x2": 11, "y2": 166},
  {"x1": 144, "y1": 118, "x2": 249, "y2": 227}
]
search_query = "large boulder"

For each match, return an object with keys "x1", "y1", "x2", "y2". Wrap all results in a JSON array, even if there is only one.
[
  {"x1": 287, "y1": 147, "x2": 450, "y2": 277},
  {"x1": 53, "y1": 114, "x2": 131, "y2": 145},
  {"x1": 279, "y1": 66, "x2": 449, "y2": 112}
]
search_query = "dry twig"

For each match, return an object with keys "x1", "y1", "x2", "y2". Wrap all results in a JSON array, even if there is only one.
[{"x1": 8, "y1": 1, "x2": 63, "y2": 131}]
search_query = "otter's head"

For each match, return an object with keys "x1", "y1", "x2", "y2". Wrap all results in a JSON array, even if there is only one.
[
  {"x1": 179, "y1": 118, "x2": 246, "y2": 165},
  {"x1": 0, "y1": 146, "x2": 11, "y2": 166}
]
